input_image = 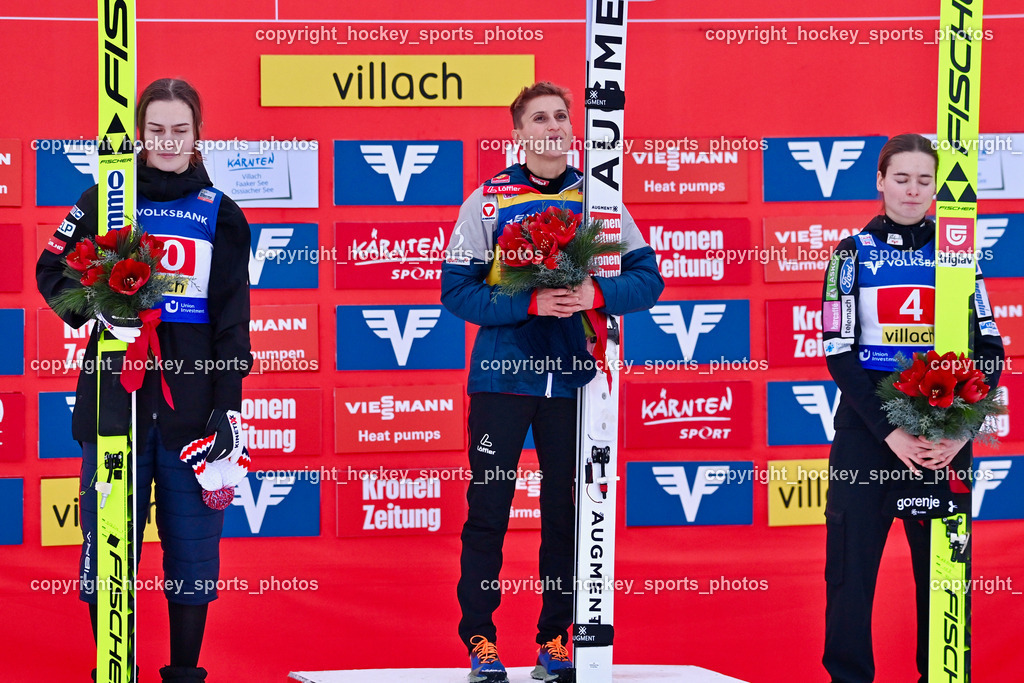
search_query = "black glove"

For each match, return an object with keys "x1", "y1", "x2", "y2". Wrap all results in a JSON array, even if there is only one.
[{"x1": 204, "y1": 409, "x2": 243, "y2": 462}]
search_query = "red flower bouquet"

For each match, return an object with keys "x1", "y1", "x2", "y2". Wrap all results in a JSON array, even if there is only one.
[
  {"x1": 49, "y1": 224, "x2": 185, "y2": 325},
  {"x1": 494, "y1": 206, "x2": 625, "y2": 296},
  {"x1": 877, "y1": 351, "x2": 1006, "y2": 443}
]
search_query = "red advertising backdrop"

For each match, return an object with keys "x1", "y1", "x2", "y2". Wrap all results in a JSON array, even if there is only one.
[{"x1": 2, "y1": 3, "x2": 1024, "y2": 683}]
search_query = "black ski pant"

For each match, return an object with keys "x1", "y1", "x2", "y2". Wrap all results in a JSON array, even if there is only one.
[
  {"x1": 823, "y1": 427, "x2": 970, "y2": 683},
  {"x1": 457, "y1": 392, "x2": 577, "y2": 653}
]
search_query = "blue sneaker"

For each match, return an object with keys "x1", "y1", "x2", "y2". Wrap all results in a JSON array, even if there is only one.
[
  {"x1": 531, "y1": 635, "x2": 574, "y2": 682},
  {"x1": 469, "y1": 635, "x2": 509, "y2": 683}
]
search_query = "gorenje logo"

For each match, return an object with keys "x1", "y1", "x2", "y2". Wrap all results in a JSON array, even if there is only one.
[
  {"x1": 361, "y1": 144, "x2": 437, "y2": 201},
  {"x1": 788, "y1": 140, "x2": 865, "y2": 197},
  {"x1": 650, "y1": 304, "x2": 725, "y2": 359},
  {"x1": 362, "y1": 309, "x2": 440, "y2": 366}
]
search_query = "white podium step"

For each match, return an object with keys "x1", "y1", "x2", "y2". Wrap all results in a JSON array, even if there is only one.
[{"x1": 289, "y1": 665, "x2": 748, "y2": 682}]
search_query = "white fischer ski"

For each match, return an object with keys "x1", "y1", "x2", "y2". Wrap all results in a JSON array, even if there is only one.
[
  {"x1": 96, "y1": 0, "x2": 137, "y2": 680},
  {"x1": 573, "y1": 1, "x2": 628, "y2": 681}
]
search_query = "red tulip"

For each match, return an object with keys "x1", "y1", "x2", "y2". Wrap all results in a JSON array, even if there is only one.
[
  {"x1": 94, "y1": 229, "x2": 121, "y2": 251},
  {"x1": 66, "y1": 239, "x2": 98, "y2": 272},
  {"x1": 958, "y1": 375, "x2": 989, "y2": 404},
  {"x1": 80, "y1": 267, "x2": 104, "y2": 287},
  {"x1": 919, "y1": 368, "x2": 957, "y2": 408},
  {"x1": 108, "y1": 259, "x2": 151, "y2": 295}
]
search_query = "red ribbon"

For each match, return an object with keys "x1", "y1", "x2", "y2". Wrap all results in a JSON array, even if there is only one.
[
  {"x1": 120, "y1": 308, "x2": 175, "y2": 409},
  {"x1": 583, "y1": 309, "x2": 613, "y2": 390}
]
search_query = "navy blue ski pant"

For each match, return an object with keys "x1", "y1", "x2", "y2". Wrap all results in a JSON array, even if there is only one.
[
  {"x1": 457, "y1": 392, "x2": 578, "y2": 653},
  {"x1": 78, "y1": 427, "x2": 225, "y2": 605}
]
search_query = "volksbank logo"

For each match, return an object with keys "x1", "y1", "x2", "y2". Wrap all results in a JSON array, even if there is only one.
[
  {"x1": 624, "y1": 300, "x2": 750, "y2": 365},
  {"x1": 976, "y1": 215, "x2": 1024, "y2": 278},
  {"x1": 792, "y1": 385, "x2": 841, "y2": 440},
  {"x1": 363, "y1": 309, "x2": 440, "y2": 365},
  {"x1": 626, "y1": 461, "x2": 753, "y2": 526},
  {"x1": 788, "y1": 140, "x2": 864, "y2": 197},
  {"x1": 651, "y1": 304, "x2": 725, "y2": 359},
  {"x1": 334, "y1": 140, "x2": 462, "y2": 206},
  {"x1": 974, "y1": 457, "x2": 1023, "y2": 521},
  {"x1": 223, "y1": 474, "x2": 319, "y2": 538},
  {"x1": 654, "y1": 465, "x2": 729, "y2": 522},
  {"x1": 35, "y1": 141, "x2": 99, "y2": 206},
  {"x1": 0, "y1": 478, "x2": 23, "y2": 545},
  {"x1": 361, "y1": 145, "x2": 437, "y2": 201},
  {"x1": 337, "y1": 305, "x2": 465, "y2": 370},
  {"x1": 764, "y1": 136, "x2": 886, "y2": 202},
  {"x1": 767, "y1": 381, "x2": 841, "y2": 445},
  {"x1": 248, "y1": 224, "x2": 318, "y2": 289}
]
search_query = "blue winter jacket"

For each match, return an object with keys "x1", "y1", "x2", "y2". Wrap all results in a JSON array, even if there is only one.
[{"x1": 441, "y1": 164, "x2": 664, "y2": 397}]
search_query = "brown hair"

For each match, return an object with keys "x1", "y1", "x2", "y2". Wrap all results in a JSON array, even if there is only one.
[
  {"x1": 136, "y1": 78, "x2": 203, "y2": 166},
  {"x1": 878, "y1": 133, "x2": 937, "y2": 177},
  {"x1": 509, "y1": 81, "x2": 572, "y2": 129}
]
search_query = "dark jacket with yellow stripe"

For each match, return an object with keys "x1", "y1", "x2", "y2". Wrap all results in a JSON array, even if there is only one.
[{"x1": 441, "y1": 164, "x2": 663, "y2": 397}]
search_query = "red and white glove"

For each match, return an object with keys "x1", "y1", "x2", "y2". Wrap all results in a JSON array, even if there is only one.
[{"x1": 179, "y1": 409, "x2": 251, "y2": 510}]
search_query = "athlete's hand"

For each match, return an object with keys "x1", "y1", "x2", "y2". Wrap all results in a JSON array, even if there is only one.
[
  {"x1": 573, "y1": 277, "x2": 596, "y2": 311},
  {"x1": 919, "y1": 437, "x2": 968, "y2": 470},
  {"x1": 536, "y1": 288, "x2": 581, "y2": 318},
  {"x1": 884, "y1": 428, "x2": 933, "y2": 476}
]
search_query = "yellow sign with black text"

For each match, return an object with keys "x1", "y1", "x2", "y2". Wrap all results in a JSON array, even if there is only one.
[
  {"x1": 41, "y1": 477, "x2": 159, "y2": 547},
  {"x1": 767, "y1": 458, "x2": 829, "y2": 527},
  {"x1": 260, "y1": 55, "x2": 534, "y2": 107}
]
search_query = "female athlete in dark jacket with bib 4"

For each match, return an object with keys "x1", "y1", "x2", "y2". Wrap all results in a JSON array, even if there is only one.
[
  {"x1": 37, "y1": 79, "x2": 252, "y2": 683},
  {"x1": 820, "y1": 134, "x2": 1003, "y2": 682}
]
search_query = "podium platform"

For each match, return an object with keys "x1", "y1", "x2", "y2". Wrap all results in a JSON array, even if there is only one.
[{"x1": 289, "y1": 665, "x2": 748, "y2": 682}]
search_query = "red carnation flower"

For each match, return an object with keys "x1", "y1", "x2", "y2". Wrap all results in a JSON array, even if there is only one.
[
  {"x1": 108, "y1": 259, "x2": 151, "y2": 295},
  {"x1": 94, "y1": 229, "x2": 121, "y2": 251},
  {"x1": 919, "y1": 368, "x2": 957, "y2": 408},
  {"x1": 958, "y1": 375, "x2": 989, "y2": 404},
  {"x1": 80, "y1": 266, "x2": 104, "y2": 287},
  {"x1": 66, "y1": 239, "x2": 98, "y2": 272}
]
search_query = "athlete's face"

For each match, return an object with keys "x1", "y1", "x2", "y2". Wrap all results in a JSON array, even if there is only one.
[
  {"x1": 142, "y1": 99, "x2": 197, "y2": 174},
  {"x1": 877, "y1": 151, "x2": 936, "y2": 225},
  {"x1": 513, "y1": 95, "x2": 572, "y2": 165}
]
